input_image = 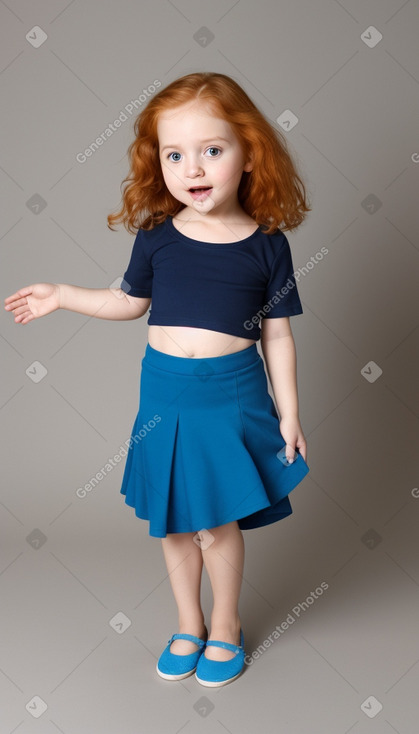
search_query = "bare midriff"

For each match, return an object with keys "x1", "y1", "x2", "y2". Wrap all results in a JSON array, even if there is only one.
[{"x1": 148, "y1": 324, "x2": 256, "y2": 359}]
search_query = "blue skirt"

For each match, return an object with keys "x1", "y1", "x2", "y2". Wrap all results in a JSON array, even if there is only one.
[{"x1": 120, "y1": 343, "x2": 310, "y2": 538}]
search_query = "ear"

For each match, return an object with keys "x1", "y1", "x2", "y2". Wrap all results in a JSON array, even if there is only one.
[{"x1": 243, "y1": 151, "x2": 254, "y2": 173}]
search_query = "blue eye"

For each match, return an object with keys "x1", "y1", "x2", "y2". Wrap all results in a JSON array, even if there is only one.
[{"x1": 167, "y1": 147, "x2": 221, "y2": 162}]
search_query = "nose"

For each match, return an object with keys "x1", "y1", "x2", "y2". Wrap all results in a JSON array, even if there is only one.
[{"x1": 184, "y1": 154, "x2": 204, "y2": 179}]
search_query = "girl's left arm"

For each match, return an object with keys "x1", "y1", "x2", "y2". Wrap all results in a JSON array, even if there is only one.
[{"x1": 260, "y1": 317, "x2": 307, "y2": 463}]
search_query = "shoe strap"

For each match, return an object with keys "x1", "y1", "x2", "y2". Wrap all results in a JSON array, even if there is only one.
[
  {"x1": 168, "y1": 633, "x2": 206, "y2": 647},
  {"x1": 205, "y1": 639, "x2": 242, "y2": 654}
]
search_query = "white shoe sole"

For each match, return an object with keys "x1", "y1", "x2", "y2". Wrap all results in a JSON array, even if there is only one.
[
  {"x1": 195, "y1": 670, "x2": 243, "y2": 687},
  {"x1": 156, "y1": 663, "x2": 197, "y2": 681}
]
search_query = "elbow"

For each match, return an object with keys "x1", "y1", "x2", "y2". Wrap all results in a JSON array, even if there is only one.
[
  {"x1": 117, "y1": 290, "x2": 151, "y2": 320},
  {"x1": 125, "y1": 305, "x2": 150, "y2": 321}
]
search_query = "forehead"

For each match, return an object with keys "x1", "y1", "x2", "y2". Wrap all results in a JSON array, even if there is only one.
[{"x1": 157, "y1": 100, "x2": 232, "y2": 141}]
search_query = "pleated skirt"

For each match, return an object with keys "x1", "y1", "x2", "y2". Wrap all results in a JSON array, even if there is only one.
[{"x1": 120, "y1": 343, "x2": 310, "y2": 538}]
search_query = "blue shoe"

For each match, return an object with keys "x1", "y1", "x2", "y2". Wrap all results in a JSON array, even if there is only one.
[
  {"x1": 156, "y1": 629, "x2": 208, "y2": 681},
  {"x1": 195, "y1": 629, "x2": 245, "y2": 687}
]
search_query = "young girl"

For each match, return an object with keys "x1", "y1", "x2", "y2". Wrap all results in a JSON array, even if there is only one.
[{"x1": 5, "y1": 71, "x2": 311, "y2": 688}]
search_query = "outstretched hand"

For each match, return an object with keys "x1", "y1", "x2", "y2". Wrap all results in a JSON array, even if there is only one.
[{"x1": 4, "y1": 283, "x2": 60, "y2": 324}]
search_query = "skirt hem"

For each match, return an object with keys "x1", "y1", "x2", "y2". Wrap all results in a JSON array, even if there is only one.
[{"x1": 121, "y1": 490, "x2": 295, "y2": 538}]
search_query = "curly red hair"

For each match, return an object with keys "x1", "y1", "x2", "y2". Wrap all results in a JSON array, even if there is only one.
[{"x1": 107, "y1": 72, "x2": 311, "y2": 235}]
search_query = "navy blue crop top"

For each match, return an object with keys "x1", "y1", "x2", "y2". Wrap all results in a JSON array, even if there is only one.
[{"x1": 120, "y1": 215, "x2": 303, "y2": 341}]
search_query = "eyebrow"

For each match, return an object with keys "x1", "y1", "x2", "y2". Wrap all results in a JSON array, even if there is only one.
[{"x1": 160, "y1": 137, "x2": 231, "y2": 152}]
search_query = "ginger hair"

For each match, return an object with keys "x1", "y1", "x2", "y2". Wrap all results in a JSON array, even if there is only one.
[{"x1": 107, "y1": 72, "x2": 311, "y2": 235}]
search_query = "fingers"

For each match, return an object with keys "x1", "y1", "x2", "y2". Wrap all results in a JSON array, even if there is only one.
[
  {"x1": 297, "y1": 441, "x2": 307, "y2": 463},
  {"x1": 4, "y1": 292, "x2": 36, "y2": 324},
  {"x1": 299, "y1": 447, "x2": 307, "y2": 462},
  {"x1": 4, "y1": 296, "x2": 29, "y2": 311},
  {"x1": 4, "y1": 287, "x2": 42, "y2": 325},
  {"x1": 12, "y1": 302, "x2": 32, "y2": 315},
  {"x1": 14, "y1": 311, "x2": 34, "y2": 324},
  {"x1": 284, "y1": 439, "x2": 307, "y2": 464},
  {"x1": 283, "y1": 443, "x2": 295, "y2": 463},
  {"x1": 5, "y1": 301, "x2": 34, "y2": 324},
  {"x1": 4, "y1": 286, "x2": 33, "y2": 306},
  {"x1": 4, "y1": 300, "x2": 29, "y2": 316}
]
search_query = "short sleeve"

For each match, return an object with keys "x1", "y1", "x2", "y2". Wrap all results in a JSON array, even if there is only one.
[
  {"x1": 120, "y1": 228, "x2": 153, "y2": 297},
  {"x1": 262, "y1": 235, "x2": 303, "y2": 318}
]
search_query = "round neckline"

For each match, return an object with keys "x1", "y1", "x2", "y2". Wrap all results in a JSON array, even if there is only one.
[{"x1": 166, "y1": 215, "x2": 261, "y2": 247}]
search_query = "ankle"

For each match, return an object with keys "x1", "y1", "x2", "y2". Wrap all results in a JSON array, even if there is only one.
[
  {"x1": 209, "y1": 616, "x2": 241, "y2": 642},
  {"x1": 178, "y1": 613, "x2": 206, "y2": 636}
]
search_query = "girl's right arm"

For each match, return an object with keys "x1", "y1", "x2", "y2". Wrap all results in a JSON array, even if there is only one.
[{"x1": 4, "y1": 283, "x2": 150, "y2": 324}]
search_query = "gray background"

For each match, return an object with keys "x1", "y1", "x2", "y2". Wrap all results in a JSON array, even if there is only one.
[{"x1": 1, "y1": 0, "x2": 419, "y2": 732}]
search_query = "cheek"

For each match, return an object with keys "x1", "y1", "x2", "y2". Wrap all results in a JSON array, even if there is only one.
[
  {"x1": 217, "y1": 165, "x2": 241, "y2": 187},
  {"x1": 160, "y1": 162, "x2": 177, "y2": 187},
  {"x1": 216, "y1": 155, "x2": 244, "y2": 184}
]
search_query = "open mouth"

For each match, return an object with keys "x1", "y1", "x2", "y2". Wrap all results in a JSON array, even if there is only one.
[{"x1": 188, "y1": 186, "x2": 213, "y2": 200}]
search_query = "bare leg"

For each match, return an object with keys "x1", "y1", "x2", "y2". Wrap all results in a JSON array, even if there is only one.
[
  {"x1": 201, "y1": 521, "x2": 244, "y2": 662},
  {"x1": 161, "y1": 532, "x2": 207, "y2": 655}
]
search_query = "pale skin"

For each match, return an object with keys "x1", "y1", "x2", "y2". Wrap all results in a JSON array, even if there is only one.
[{"x1": 4, "y1": 100, "x2": 307, "y2": 663}]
